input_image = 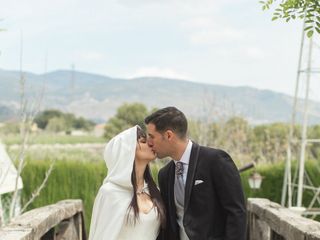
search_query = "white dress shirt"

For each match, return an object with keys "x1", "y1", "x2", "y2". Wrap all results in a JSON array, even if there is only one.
[{"x1": 174, "y1": 140, "x2": 192, "y2": 184}]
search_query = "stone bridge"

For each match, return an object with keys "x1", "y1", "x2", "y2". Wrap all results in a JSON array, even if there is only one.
[
  {"x1": 1, "y1": 198, "x2": 320, "y2": 239},
  {"x1": 0, "y1": 199, "x2": 86, "y2": 240}
]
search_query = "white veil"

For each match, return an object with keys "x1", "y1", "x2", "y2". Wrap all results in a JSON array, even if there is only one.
[{"x1": 88, "y1": 126, "x2": 138, "y2": 240}]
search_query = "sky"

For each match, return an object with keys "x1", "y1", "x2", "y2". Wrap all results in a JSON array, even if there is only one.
[{"x1": 1, "y1": 0, "x2": 319, "y2": 100}]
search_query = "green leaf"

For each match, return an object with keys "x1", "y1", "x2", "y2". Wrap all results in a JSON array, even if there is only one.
[
  {"x1": 310, "y1": 5, "x2": 318, "y2": 9},
  {"x1": 307, "y1": 9, "x2": 315, "y2": 14},
  {"x1": 307, "y1": 30, "x2": 314, "y2": 38},
  {"x1": 315, "y1": 27, "x2": 320, "y2": 34},
  {"x1": 304, "y1": 25, "x2": 313, "y2": 31},
  {"x1": 272, "y1": 17, "x2": 279, "y2": 21},
  {"x1": 305, "y1": 19, "x2": 314, "y2": 23}
]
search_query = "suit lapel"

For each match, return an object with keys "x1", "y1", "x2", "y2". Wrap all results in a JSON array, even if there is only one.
[
  {"x1": 184, "y1": 142, "x2": 200, "y2": 212},
  {"x1": 168, "y1": 161, "x2": 178, "y2": 232}
]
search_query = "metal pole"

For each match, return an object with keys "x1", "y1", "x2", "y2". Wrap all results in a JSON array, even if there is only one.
[
  {"x1": 297, "y1": 34, "x2": 313, "y2": 207},
  {"x1": 281, "y1": 19, "x2": 306, "y2": 207}
]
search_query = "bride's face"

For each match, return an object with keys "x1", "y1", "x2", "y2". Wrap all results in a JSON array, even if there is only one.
[{"x1": 135, "y1": 137, "x2": 156, "y2": 163}]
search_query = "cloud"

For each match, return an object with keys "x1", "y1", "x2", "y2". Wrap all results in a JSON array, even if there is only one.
[
  {"x1": 190, "y1": 27, "x2": 245, "y2": 45},
  {"x1": 244, "y1": 47, "x2": 265, "y2": 60},
  {"x1": 181, "y1": 16, "x2": 246, "y2": 45},
  {"x1": 128, "y1": 67, "x2": 190, "y2": 80},
  {"x1": 74, "y1": 51, "x2": 105, "y2": 62}
]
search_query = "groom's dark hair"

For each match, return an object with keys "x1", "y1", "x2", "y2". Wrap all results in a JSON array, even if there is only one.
[{"x1": 145, "y1": 106, "x2": 188, "y2": 139}]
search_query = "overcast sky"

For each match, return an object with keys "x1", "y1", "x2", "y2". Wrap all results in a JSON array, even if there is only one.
[{"x1": 1, "y1": 0, "x2": 319, "y2": 99}]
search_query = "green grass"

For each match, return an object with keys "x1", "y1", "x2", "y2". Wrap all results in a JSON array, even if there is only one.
[
  {"x1": 8, "y1": 148, "x2": 103, "y2": 163},
  {"x1": 21, "y1": 160, "x2": 107, "y2": 234},
  {"x1": 1, "y1": 133, "x2": 105, "y2": 145},
  {"x1": 19, "y1": 159, "x2": 320, "y2": 235}
]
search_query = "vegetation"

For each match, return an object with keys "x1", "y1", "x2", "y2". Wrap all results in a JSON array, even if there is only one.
[
  {"x1": 34, "y1": 109, "x2": 95, "y2": 132},
  {"x1": 189, "y1": 117, "x2": 319, "y2": 165},
  {"x1": 19, "y1": 159, "x2": 320, "y2": 234},
  {"x1": 2, "y1": 102, "x2": 320, "y2": 167},
  {"x1": 20, "y1": 159, "x2": 107, "y2": 234},
  {"x1": 1, "y1": 132, "x2": 105, "y2": 145},
  {"x1": 2, "y1": 102, "x2": 320, "y2": 231},
  {"x1": 104, "y1": 103, "x2": 150, "y2": 140},
  {"x1": 8, "y1": 148, "x2": 103, "y2": 163},
  {"x1": 261, "y1": 0, "x2": 320, "y2": 37},
  {"x1": 101, "y1": 103, "x2": 320, "y2": 165}
]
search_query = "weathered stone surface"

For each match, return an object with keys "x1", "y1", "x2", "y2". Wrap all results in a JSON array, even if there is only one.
[
  {"x1": 247, "y1": 198, "x2": 320, "y2": 240},
  {"x1": 306, "y1": 231, "x2": 320, "y2": 240},
  {"x1": 56, "y1": 217, "x2": 79, "y2": 240},
  {"x1": 248, "y1": 213, "x2": 270, "y2": 240},
  {"x1": 0, "y1": 199, "x2": 85, "y2": 240}
]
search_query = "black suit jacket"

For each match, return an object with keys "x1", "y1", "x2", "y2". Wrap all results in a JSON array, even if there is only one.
[{"x1": 157, "y1": 142, "x2": 246, "y2": 240}]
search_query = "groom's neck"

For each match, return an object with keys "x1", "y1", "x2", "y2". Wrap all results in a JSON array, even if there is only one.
[{"x1": 171, "y1": 138, "x2": 189, "y2": 161}]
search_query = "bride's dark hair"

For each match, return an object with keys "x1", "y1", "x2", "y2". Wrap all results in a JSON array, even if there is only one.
[{"x1": 127, "y1": 126, "x2": 166, "y2": 228}]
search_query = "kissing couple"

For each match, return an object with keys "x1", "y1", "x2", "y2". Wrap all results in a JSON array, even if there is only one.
[{"x1": 89, "y1": 107, "x2": 246, "y2": 240}]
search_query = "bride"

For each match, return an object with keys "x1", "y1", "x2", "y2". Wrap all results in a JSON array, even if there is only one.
[{"x1": 89, "y1": 125, "x2": 165, "y2": 240}]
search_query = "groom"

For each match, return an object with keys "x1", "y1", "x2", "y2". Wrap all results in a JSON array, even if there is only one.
[{"x1": 145, "y1": 107, "x2": 246, "y2": 240}]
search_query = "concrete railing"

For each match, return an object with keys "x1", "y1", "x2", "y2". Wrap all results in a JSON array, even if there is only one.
[
  {"x1": 247, "y1": 198, "x2": 320, "y2": 240},
  {"x1": 2, "y1": 197, "x2": 320, "y2": 240},
  {"x1": 0, "y1": 199, "x2": 86, "y2": 240}
]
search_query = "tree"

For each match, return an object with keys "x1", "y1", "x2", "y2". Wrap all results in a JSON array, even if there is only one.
[
  {"x1": 46, "y1": 117, "x2": 67, "y2": 132},
  {"x1": 7, "y1": 72, "x2": 55, "y2": 224},
  {"x1": 251, "y1": 123, "x2": 289, "y2": 163},
  {"x1": 73, "y1": 117, "x2": 95, "y2": 131},
  {"x1": 34, "y1": 110, "x2": 63, "y2": 129},
  {"x1": 0, "y1": 27, "x2": 54, "y2": 226},
  {"x1": 104, "y1": 103, "x2": 149, "y2": 140},
  {"x1": 35, "y1": 109, "x2": 94, "y2": 132},
  {"x1": 261, "y1": 0, "x2": 320, "y2": 37}
]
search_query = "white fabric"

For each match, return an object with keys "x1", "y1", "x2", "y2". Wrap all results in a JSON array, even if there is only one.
[
  {"x1": 89, "y1": 126, "x2": 136, "y2": 240},
  {"x1": 88, "y1": 126, "x2": 160, "y2": 240},
  {"x1": 173, "y1": 140, "x2": 192, "y2": 184},
  {"x1": 0, "y1": 143, "x2": 23, "y2": 195},
  {"x1": 118, "y1": 206, "x2": 160, "y2": 240}
]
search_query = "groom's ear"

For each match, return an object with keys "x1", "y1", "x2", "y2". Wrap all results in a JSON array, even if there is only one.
[{"x1": 165, "y1": 130, "x2": 174, "y2": 141}]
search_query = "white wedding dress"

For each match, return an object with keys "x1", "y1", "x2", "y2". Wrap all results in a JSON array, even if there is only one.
[
  {"x1": 118, "y1": 206, "x2": 160, "y2": 240},
  {"x1": 89, "y1": 126, "x2": 160, "y2": 240}
]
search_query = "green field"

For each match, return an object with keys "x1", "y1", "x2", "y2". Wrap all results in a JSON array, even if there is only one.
[
  {"x1": 1, "y1": 133, "x2": 105, "y2": 145},
  {"x1": 17, "y1": 159, "x2": 320, "y2": 234}
]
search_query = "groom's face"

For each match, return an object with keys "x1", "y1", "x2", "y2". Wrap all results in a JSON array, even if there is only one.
[{"x1": 146, "y1": 123, "x2": 170, "y2": 159}]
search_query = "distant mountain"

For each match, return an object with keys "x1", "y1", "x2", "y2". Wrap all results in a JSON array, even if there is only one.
[
  {"x1": 0, "y1": 105, "x2": 16, "y2": 122},
  {"x1": 0, "y1": 68, "x2": 320, "y2": 124}
]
